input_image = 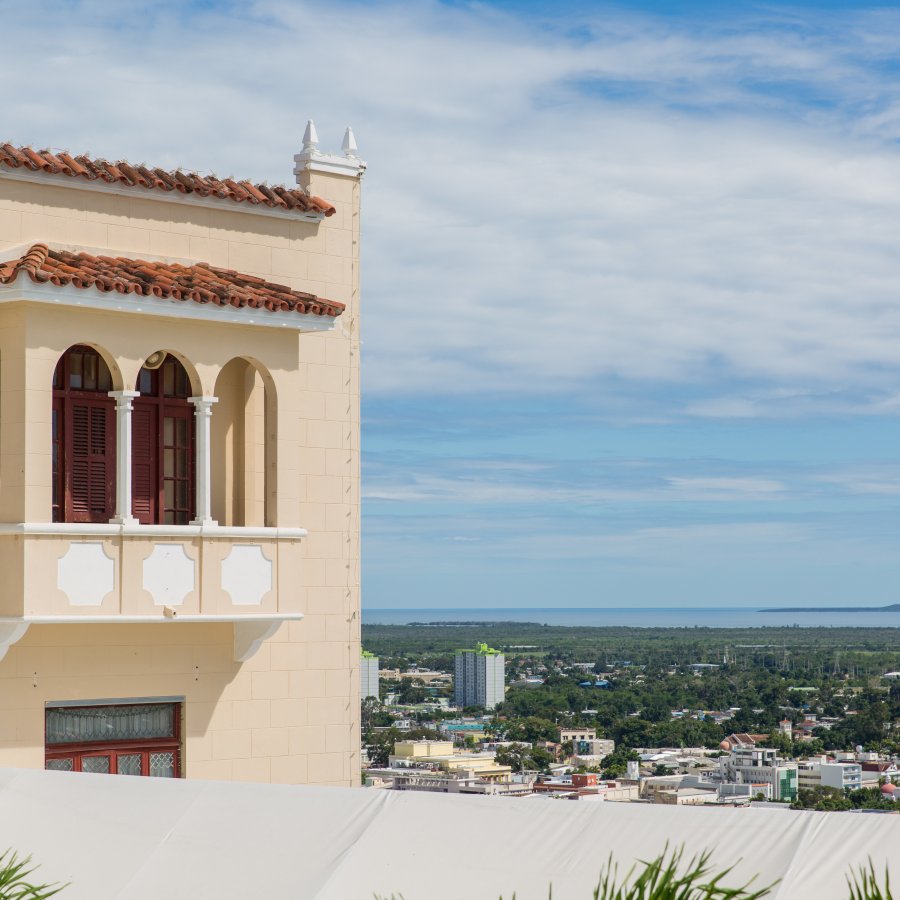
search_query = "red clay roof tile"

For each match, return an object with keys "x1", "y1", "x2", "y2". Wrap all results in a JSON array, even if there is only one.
[
  {"x1": 0, "y1": 244, "x2": 344, "y2": 318},
  {"x1": 0, "y1": 144, "x2": 336, "y2": 217}
]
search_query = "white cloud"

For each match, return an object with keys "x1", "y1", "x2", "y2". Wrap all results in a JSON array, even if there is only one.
[
  {"x1": 665, "y1": 477, "x2": 785, "y2": 495},
  {"x1": 363, "y1": 469, "x2": 789, "y2": 504},
  {"x1": 817, "y1": 466, "x2": 900, "y2": 495},
  {"x1": 5, "y1": 1, "x2": 900, "y2": 415}
]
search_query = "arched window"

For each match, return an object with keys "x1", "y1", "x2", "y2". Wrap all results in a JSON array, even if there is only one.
[
  {"x1": 52, "y1": 346, "x2": 115, "y2": 523},
  {"x1": 211, "y1": 358, "x2": 272, "y2": 527},
  {"x1": 132, "y1": 355, "x2": 195, "y2": 525}
]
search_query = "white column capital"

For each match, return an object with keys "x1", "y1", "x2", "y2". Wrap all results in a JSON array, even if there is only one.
[
  {"x1": 189, "y1": 396, "x2": 218, "y2": 414},
  {"x1": 108, "y1": 389, "x2": 140, "y2": 408}
]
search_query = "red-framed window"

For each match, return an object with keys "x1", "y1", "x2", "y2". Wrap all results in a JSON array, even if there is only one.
[
  {"x1": 52, "y1": 346, "x2": 115, "y2": 523},
  {"x1": 132, "y1": 356, "x2": 195, "y2": 525},
  {"x1": 44, "y1": 702, "x2": 181, "y2": 778}
]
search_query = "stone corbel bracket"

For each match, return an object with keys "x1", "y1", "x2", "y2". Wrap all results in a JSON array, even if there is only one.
[
  {"x1": 233, "y1": 621, "x2": 283, "y2": 662},
  {"x1": 0, "y1": 622, "x2": 29, "y2": 662}
]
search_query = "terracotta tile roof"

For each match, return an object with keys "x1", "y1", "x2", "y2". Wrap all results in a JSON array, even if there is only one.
[
  {"x1": 0, "y1": 144, "x2": 336, "y2": 217},
  {"x1": 0, "y1": 244, "x2": 344, "y2": 318}
]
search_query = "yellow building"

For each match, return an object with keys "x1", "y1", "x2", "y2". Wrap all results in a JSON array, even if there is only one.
[
  {"x1": 392, "y1": 741, "x2": 456, "y2": 758},
  {"x1": 390, "y1": 740, "x2": 513, "y2": 781},
  {"x1": 0, "y1": 123, "x2": 363, "y2": 786}
]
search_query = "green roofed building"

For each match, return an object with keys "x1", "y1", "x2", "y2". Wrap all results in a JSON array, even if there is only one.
[{"x1": 454, "y1": 643, "x2": 505, "y2": 710}]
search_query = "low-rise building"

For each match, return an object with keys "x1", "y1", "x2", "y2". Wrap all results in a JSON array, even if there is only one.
[
  {"x1": 641, "y1": 774, "x2": 693, "y2": 799},
  {"x1": 720, "y1": 747, "x2": 798, "y2": 802},
  {"x1": 532, "y1": 773, "x2": 639, "y2": 802},
  {"x1": 719, "y1": 733, "x2": 770, "y2": 751},
  {"x1": 798, "y1": 757, "x2": 824, "y2": 791},
  {"x1": 652, "y1": 787, "x2": 715, "y2": 806},
  {"x1": 719, "y1": 782, "x2": 770, "y2": 804},
  {"x1": 821, "y1": 762, "x2": 863, "y2": 791},
  {"x1": 861, "y1": 760, "x2": 899, "y2": 782},
  {"x1": 366, "y1": 768, "x2": 533, "y2": 796},
  {"x1": 798, "y1": 757, "x2": 864, "y2": 792},
  {"x1": 389, "y1": 740, "x2": 512, "y2": 782},
  {"x1": 643, "y1": 774, "x2": 764, "y2": 806},
  {"x1": 440, "y1": 719, "x2": 490, "y2": 744},
  {"x1": 379, "y1": 668, "x2": 452, "y2": 686}
]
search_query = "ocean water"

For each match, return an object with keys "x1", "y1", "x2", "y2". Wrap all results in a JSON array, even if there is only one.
[{"x1": 362, "y1": 606, "x2": 900, "y2": 628}]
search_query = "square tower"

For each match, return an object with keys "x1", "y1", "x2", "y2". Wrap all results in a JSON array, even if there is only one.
[{"x1": 0, "y1": 125, "x2": 364, "y2": 786}]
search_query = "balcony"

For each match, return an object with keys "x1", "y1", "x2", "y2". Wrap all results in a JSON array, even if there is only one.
[{"x1": 0, "y1": 522, "x2": 306, "y2": 662}]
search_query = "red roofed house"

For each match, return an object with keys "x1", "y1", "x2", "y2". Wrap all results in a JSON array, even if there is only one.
[
  {"x1": 719, "y1": 733, "x2": 769, "y2": 751},
  {"x1": 0, "y1": 122, "x2": 364, "y2": 785}
]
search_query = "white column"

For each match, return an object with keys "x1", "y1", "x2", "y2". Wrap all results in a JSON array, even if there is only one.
[
  {"x1": 189, "y1": 396, "x2": 218, "y2": 526},
  {"x1": 108, "y1": 390, "x2": 140, "y2": 525}
]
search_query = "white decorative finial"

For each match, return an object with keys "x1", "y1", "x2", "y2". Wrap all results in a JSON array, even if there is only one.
[
  {"x1": 342, "y1": 126, "x2": 358, "y2": 158},
  {"x1": 294, "y1": 119, "x2": 367, "y2": 183},
  {"x1": 302, "y1": 119, "x2": 319, "y2": 152}
]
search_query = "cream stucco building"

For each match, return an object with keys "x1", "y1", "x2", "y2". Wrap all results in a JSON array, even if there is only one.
[{"x1": 0, "y1": 123, "x2": 363, "y2": 786}]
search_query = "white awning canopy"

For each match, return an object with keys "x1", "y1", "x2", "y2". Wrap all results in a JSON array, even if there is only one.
[{"x1": 0, "y1": 767, "x2": 897, "y2": 899}]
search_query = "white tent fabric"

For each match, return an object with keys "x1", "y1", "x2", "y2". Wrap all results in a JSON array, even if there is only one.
[{"x1": 0, "y1": 767, "x2": 898, "y2": 899}]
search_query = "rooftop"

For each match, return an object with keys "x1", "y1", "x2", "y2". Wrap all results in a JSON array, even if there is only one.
[
  {"x1": 0, "y1": 244, "x2": 344, "y2": 319},
  {"x1": 457, "y1": 642, "x2": 503, "y2": 656},
  {"x1": 4, "y1": 766, "x2": 897, "y2": 899}
]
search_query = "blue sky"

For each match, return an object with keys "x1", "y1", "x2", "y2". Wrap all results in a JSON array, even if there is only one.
[{"x1": 8, "y1": 0, "x2": 900, "y2": 608}]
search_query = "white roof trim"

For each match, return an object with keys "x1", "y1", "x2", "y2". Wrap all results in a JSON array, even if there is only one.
[
  {"x1": 0, "y1": 166, "x2": 327, "y2": 223},
  {"x1": 0, "y1": 281, "x2": 338, "y2": 332},
  {"x1": 294, "y1": 149, "x2": 367, "y2": 179}
]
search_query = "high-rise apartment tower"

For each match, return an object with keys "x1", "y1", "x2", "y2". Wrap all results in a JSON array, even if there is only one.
[
  {"x1": 454, "y1": 644, "x2": 505, "y2": 710},
  {"x1": 361, "y1": 651, "x2": 379, "y2": 700}
]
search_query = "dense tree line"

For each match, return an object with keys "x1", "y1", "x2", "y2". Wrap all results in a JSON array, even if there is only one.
[
  {"x1": 362, "y1": 624, "x2": 900, "y2": 759},
  {"x1": 363, "y1": 623, "x2": 900, "y2": 678},
  {"x1": 792, "y1": 786, "x2": 898, "y2": 812}
]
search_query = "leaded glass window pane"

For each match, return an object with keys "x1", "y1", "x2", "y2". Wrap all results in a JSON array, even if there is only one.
[
  {"x1": 45, "y1": 758, "x2": 73, "y2": 771},
  {"x1": 46, "y1": 703, "x2": 176, "y2": 745},
  {"x1": 82, "y1": 755, "x2": 110, "y2": 774},
  {"x1": 149, "y1": 752, "x2": 175, "y2": 778},
  {"x1": 117, "y1": 753, "x2": 142, "y2": 776}
]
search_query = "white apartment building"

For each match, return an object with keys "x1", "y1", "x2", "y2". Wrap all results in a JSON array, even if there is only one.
[
  {"x1": 798, "y1": 757, "x2": 862, "y2": 792},
  {"x1": 454, "y1": 644, "x2": 505, "y2": 710},
  {"x1": 720, "y1": 747, "x2": 798, "y2": 801},
  {"x1": 361, "y1": 652, "x2": 380, "y2": 701},
  {"x1": 822, "y1": 761, "x2": 862, "y2": 790}
]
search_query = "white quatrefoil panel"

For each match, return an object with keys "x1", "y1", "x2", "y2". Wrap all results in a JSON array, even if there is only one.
[
  {"x1": 221, "y1": 545, "x2": 273, "y2": 606},
  {"x1": 58, "y1": 542, "x2": 115, "y2": 607},
  {"x1": 143, "y1": 544, "x2": 195, "y2": 607}
]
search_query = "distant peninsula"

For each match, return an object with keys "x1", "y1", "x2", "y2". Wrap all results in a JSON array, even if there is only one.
[{"x1": 763, "y1": 604, "x2": 900, "y2": 613}]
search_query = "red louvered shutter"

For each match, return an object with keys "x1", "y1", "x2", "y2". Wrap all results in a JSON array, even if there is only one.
[
  {"x1": 66, "y1": 400, "x2": 114, "y2": 523},
  {"x1": 52, "y1": 396, "x2": 63, "y2": 522},
  {"x1": 132, "y1": 400, "x2": 157, "y2": 524}
]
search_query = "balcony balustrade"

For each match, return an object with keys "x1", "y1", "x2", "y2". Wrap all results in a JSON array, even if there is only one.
[{"x1": 0, "y1": 522, "x2": 306, "y2": 662}]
